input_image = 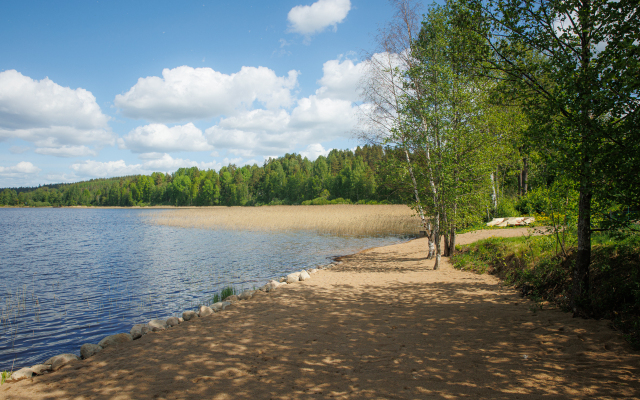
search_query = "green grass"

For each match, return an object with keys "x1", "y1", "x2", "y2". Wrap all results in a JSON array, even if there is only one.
[
  {"x1": 452, "y1": 228, "x2": 640, "y2": 348},
  {"x1": 1, "y1": 370, "x2": 11, "y2": 385},
  {"x1": 209, "y1": 286, "x2": 237, "y2": 304}
]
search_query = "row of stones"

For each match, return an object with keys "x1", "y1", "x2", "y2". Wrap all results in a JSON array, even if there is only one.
[{"x1": 6, "y1": 264, "x2": 331, "y2": 382}]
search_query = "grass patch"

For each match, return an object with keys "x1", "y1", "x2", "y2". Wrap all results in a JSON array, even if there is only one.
[
  {"x1": 210, "y1": 286, "x2": 237, "y2": 304},
  {"x1": 452, "y1": 229, "x2": 640, "y2": 348},
  {"x1": 1, "y1": 371, "x2": 11, "y2": 385}
]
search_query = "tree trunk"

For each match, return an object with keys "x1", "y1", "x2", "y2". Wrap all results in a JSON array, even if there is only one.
[
  {"x1": 433, "y1": 212, "x2": 441, "y2": 270},
  {"x1": 449, "y1": 225, "x2": 456, "y2": 256},
  {"x1": 443, "y1": 230, "x2": 450, "y2": 257},
  {"x1": 572, "y1": 178, "x2": 592, "y2": 316},
  {"x1": 522, "y1": 157, "x2": 528, "y2": 194},
  {"x1": 404, "y1": 149, "x2": 432, "y2": 256}
]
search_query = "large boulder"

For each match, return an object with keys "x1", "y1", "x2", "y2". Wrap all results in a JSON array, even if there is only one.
[
  {"x1": 238, "y1": 290, "x2": 255, "y2": 300},
  {"x1": 98, "y1": 333, "x2": 133, "y2": 349},
  {"x1": 286, "y1": 272, "x2": 301, "y2": 284},
  {"x1": 182, "y1": 310, "x2": 198, "y2": 321},
  {"x1": 130, "y1": 324, "x2": 150, "y2": 340},
  {"x1": 166, "y1": 316, "x2": 180, "y2": 327},
  {"x1": 148, "y1": 319, "x2": 167, "y2": 332},
  {"x1": 80, "y1": 343, "x2": 102, "y2": 359},
  {"x1": 45, "y1": 354, "x2": 79, "y2": 371},
  {"x1": 299, "y1": 270, "x2": 311, "y2": 281},
  {"x1": 9, "y1": 367, "x2": 33, "y2": 381},
  {"x1": 198, "y1": 306, "x2": 214, "y2": 317}
]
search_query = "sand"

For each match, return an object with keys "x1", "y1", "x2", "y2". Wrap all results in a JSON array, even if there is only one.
[{"x1": 2, "y1": 228, "x2": 639, "y2": 399}]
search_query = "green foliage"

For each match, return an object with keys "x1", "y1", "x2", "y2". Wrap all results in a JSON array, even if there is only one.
[
  {"x1": 452, "y1": 229, "x2": 640, "y2": 348},
  {"x1": 495, "y1": 197, "x2": 519, "y2": 218},
  {"x1": 0, "y1": 145, "x2": 405, "y2": 207}
]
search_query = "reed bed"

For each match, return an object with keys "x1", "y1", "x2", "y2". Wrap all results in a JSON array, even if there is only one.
[{"x1": 147, "y1": 205, "x2": 420, "y2": 236}]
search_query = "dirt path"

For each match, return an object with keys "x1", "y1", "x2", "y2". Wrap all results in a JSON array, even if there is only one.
[{"x1": 2, "y1": 228, "x2": 639, "y2": 399}]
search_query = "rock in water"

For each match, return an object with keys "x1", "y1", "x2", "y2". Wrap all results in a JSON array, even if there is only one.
[
  {"x1": 9, "y1": 367, "x2": 33, "y2": 381},
  {"x1": 80, "y1": 343, "x2": 103, "y2": 359},
  {"x1": 238, "y1": 290, "x2": 255, "y2": 300},
  {"x1": 182, "y1": 310, "x2": 198, "y2": 321},
  {"x1": 166, "y1": 316, "x2": 180, "y2": 327},
  {"x1": 130, "y1": 324, "x2": 150, "y2": 340},
  {"x1": 199, "y1": 306, "x2": 214, "y2": 317},
  {"x1": 299, "y1": 270, "x2": 311, "y2": 281},
  {"x1": 148, "y1": 319, "x2": 167, "y2": 332},
  {"x1": 98, "y1": 333, "x2": 133, "y2": 349},
  {"x1": 45, "y1": 354, "x2": 79, "y2": 371},
  {"x1": 286, "y1": 272, "x2": 301, "y2": 284}
]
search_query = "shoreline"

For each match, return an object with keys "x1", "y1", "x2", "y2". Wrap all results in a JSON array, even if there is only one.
[{"x1": 2, "y1": 228, "x2": 639, "y2": 399}]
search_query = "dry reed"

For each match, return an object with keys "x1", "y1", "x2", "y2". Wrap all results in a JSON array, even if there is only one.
[{"x1": 146, "y1": 205, "x2": 420, "y2": 236}]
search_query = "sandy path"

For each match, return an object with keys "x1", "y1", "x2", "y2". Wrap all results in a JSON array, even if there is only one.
[{"x1": 2, "y1": 228, "x2": 639, "y2": 399}]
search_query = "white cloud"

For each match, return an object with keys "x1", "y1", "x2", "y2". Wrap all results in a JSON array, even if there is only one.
[
  {"x1": 0, "y1": 161, "x2": 41, "y2": 177},
  {"x1": 70, "y1": 155, "x2": 222, "y2": 178},
  {"x1": 34, "y1": 145, "x2": 97, "y2": 158},
  {"x1": 0, "y1": 70, "x2": 113, "y2": 156},
  {"x1": 316, "y1": 58, "x2": 366, "y2": 102},
  {"x1": 300, "y1": 143, "x2": 332, "y2": 160},
  {"x1": 118, "y1": 123, "x2": 213, "y2": 153},
  {"x1": 70, "y1": 160, "x2": 146, "y2": 178},
  {"x1": 114, "y1": 66, "x2": 299, "y2": 122},
  {"x1": 288, "y1": 0, "x2": 351, "y2": 37},
  {"x1": 205, "y1": 95, "x2": 358, "y2": 157}
]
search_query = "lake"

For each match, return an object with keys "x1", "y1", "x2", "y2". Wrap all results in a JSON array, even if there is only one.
[{"x1": 0, "y1": 208, "x2": 410, "y2": 371}]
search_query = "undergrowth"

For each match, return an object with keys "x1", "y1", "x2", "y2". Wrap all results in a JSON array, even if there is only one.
[{"x1": 451, "y1": 229, "x2": 640, "y2": 349}]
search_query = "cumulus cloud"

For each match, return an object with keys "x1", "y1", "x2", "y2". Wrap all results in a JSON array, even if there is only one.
[
  {"x1": 205, "y1": 95, "x2": 358, "y2": 157},
  {"x1": 114, "y1": 66, "x2": 299, "y2": 122},
  {"x1": 118, "y1": 123, "x2": 213, "y2": 153},
  {"x1": 70, "y1": 155, "x2": 221, "y2": 178},
  {"x1": 316, "y1": 58, "x2": 366, "y2": 102},
  {"x1": 0, "y1": 161, "x2": 41, "y2": 177},
  {"x1": 288, "y1": 0, "x2": 351, "y2": 37},
  {"x1": 0, "y1": 70, "x2": 113, "y2": 156},
  {"x1": 300, "y1": 143, "x2": 332, "y2": 160}
]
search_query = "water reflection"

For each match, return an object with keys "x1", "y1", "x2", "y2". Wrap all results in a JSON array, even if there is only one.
[{"x1": 0, "y1": 208, "x2": 409, "y2": 370}]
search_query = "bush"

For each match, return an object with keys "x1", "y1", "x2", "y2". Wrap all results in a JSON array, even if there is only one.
[{"x1": 495, "y1": 197, "x2": 519, "y2": 217}]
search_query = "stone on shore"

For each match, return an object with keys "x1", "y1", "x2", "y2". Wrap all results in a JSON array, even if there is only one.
[
  {"x1": 80, "y1": 343, "x2": 103, "y2": 359},
  {"x1": 30, "y1": 364, "x2": 51, "y2": 375},
  {"x1": 166, "y1": 316, "x2": 180, "y2": 327},
  {"x1": 178, "y1": 317, "x2": 184, "y2": 323},
  {"x1": 308, "y1": 268, "x2": 318, "y2": 274},
  {"x1": 130, "y1": 324, "x2": 150, "y2": 340},
  {"x1": 279, "y1": 277, "x2": 287, "y2": 283},
  {"x1": 299, "y1": 270, "x2": 311, "y2": 281},
  {"x1": 98, "y1": 333, "x2": 133, "y2": 349},
  {"x1": 199, "y1": 306, "x2": 214, "y2": 317},
  {"x1": 182, "y1": 311, "x2": 198, "y2": 321},
  {"x1": 45, "y1": 354, "x2": 79, "y2": 371},
  {"x1": 223, "y1": 295, "x2": 239, "y2": 302},
  {"x1": 238, "y1": 290, "x2": 255, "y2": 300},
  {"x1": 9, "y1": 367, "x2": 33, "y2": 381},
  {"x1": 148, "y1": 319, "x2": 167, "y2": 332},
  {"x1": 211, "y1": 302, "x2": 224, "y2": 311},
  {"x1": 286, "y1": 272, "x2": 301, "y2": 284}
]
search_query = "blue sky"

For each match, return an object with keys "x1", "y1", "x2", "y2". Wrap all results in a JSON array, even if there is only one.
[{"x1": 0, "y1": 0, "x2": 406, "y2": 187}]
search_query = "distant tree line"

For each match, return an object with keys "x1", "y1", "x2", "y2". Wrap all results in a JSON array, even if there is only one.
[{"x1": 0, "y1": 145, "x2": 421, "y2": 207}]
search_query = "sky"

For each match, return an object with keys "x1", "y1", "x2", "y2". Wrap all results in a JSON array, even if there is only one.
[{"x1": 0, "y1": 0, "x2": 401, "y2": 188}]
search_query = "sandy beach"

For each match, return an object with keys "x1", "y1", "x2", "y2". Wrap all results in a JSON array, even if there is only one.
[{"x1": 2, "y1": 227, "x2": 639, "y2": 399}]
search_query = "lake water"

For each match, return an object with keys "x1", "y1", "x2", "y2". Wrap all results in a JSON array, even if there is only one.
[{"x1": 0, "y1": 208, "x2": 409, "y2": 371}]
